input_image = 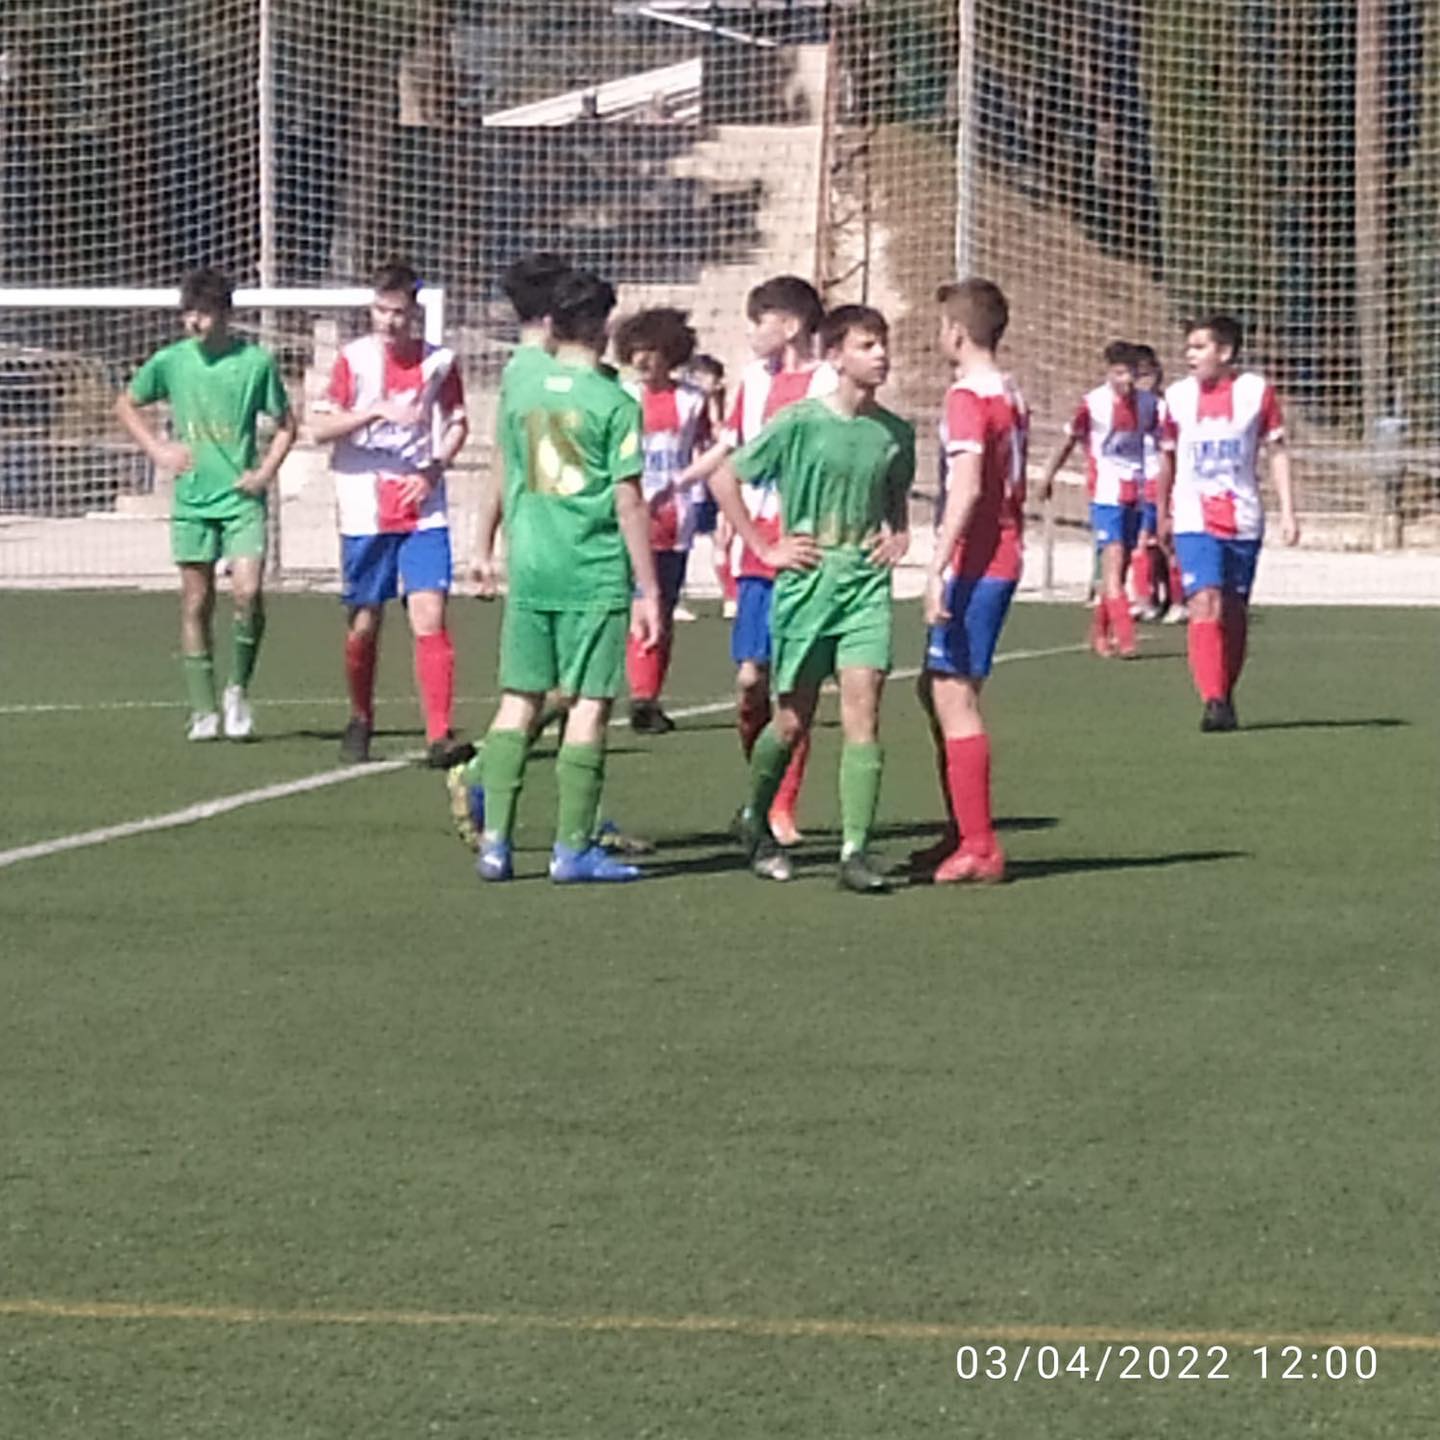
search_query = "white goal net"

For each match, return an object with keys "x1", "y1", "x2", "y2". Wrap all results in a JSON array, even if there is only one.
[{"x1": 1, "y1": 0, "x2": 1436, "y2": 585}]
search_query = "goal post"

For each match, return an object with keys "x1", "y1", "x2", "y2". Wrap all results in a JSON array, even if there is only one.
[{"x1": 0, "y1": 286, "x2": 446, "y2": 586}]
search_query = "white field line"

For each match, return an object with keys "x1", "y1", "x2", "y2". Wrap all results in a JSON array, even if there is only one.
[{"x1": 0, "y1": 644, "x2": 1085, "y2": 873}]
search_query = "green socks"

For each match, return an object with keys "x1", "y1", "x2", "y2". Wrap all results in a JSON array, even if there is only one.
[
  {"x1": 839, "y1": 741, "x2": 884, "y2": 856},
  {"x1": 183, "y1": 652, "x2": 217, "y2": 715},
  {"x1": 555, "y1": 743, "x2": 605, "y2": 852},
  {"x1": 480, "y1": 728, "x2": 530, "y2": 842},
  {"x1": 231, "y1": 603, "x2": 266, "y2": 691},
  {"x1": 746, "y1": 725, "x2": 794, "y2": 825}
]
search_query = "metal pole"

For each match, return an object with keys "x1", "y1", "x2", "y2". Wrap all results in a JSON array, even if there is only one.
[
  {"x1": 1355, "y1": 0, "x2": 1389, "y2": 548},
  {"x1": 954, "y1": 0, "x2": 977, "y2": 276},
  {"x1": 258, "y1": 0, "x2": 277, "y2": 294}
]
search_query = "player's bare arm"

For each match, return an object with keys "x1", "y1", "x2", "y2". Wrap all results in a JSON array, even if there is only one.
[
  {"x1": 1037, "y1": 432, "x2": 1076, "y2": 502},
  {"x1": 675, "y1": 435, "x2": 734, "y2": 487},
  {"x1": 307, "y1": 395, "x2": 422, "y2": 446},
  {"x1": 236, "y1": 410, "x2": 298, "y2": 496},
  {"x1": 470, "y1": 461, "x2": 504, "y2": 597},
  {"x1": 708, "y1": 458, "x2": 821, "y2": 572},
  {"x1": 114, "y1": 392, "x2": 192, "y2": 476},
  {"x1": 925, "y1": 451, "x2": 982, "y2": 625},
  {"x1": 397, "y1": 408, "x2": 468, "y2": 510},
  {"x1": 1156, "y1": 448, "x2": 1177, "y2": 547},
  {"x1": 1268, "y1": 441, "x2": 1300, "y2": 546},
  {"x1": 615, "y1": 476, "x2": 663, "y2": 650}
]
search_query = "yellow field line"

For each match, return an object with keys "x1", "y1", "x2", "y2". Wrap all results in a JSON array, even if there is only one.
[{"x1": 1, "y1": 1297, "x2": 1435, "y2": 1352}]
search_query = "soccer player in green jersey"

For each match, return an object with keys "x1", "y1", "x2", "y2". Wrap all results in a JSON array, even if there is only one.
[
  {"x1": 469, "y1": 269, "x2": 662, "y2": 884},
  {"x1": 710, "y1": 305, "x2": 915, "y2": 893},
  {"x1": 115, "y1": 268, "x2": 296, "y2": 740}
]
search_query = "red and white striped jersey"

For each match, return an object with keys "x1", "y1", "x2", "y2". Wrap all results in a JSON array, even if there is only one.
[
  {"x1": 941, "y1": 367, "x2": 1029, "y2": 583},
  {"x1": 1068, "y1": 383, "x2": 1162, "y2": 506},
  {"x1": 1161, "y1": 373, "x2": 1284, "y2": 540},
  {"x1": 723, "y1": 357, "x2": 837, "y2": 580},
  {"x1": 628, "y1": 380, "x2": 711, "y2": 553},
  {"x1": 319, "y1": 335, "x2": 465, "y2": 537}
]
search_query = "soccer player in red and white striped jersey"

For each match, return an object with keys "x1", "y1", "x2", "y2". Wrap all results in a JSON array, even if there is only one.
[
  {"x1": 310, "y1": 259, "x2": 470, "y2": 766},
  {"x1": 1158, "y1": 314, "x2": 1298, "y2": 731},
  {"x1": 678, "y1": 276, "x2": 833, "y2": 844},
  {"x1": 917, "y1": 279, "x2": 1028, "y2": 884}
]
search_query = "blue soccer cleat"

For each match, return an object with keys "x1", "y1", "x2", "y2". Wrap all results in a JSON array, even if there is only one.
[
  {"x1": 549, "y1": 842, "x2": 641, "y2": 884},
  {"x1": 476, "y1": 837, "x2": 513, "y2": 883}
]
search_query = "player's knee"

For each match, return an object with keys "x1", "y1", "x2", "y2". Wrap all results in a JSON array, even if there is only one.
[{"x1": 1189, "y1": 588, "x2": 1221, "y2": 622}]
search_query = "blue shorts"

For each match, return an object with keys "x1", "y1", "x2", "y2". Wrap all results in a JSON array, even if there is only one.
[
  {"x1": 731, "y1": 576, "x2": 773, "y2": 666},
  {"x1": 1175, "y1": 534, "x2": 1261, "y2": 599},
  {"x1": 1139, "y1": 502, "x2": 1159, "y2": 536},
  {"x1": 924, "y1": 575, "x2": 1017, "y2": 680},
  {"x1": 692, "y1": 495, "x2": 719, "y2": 535},
  {"x1": 1091, "y1": 502, "x2": 1141, "y2": 552},
  {"x1": 341, "y1": 529, "x2": 452, "y2": 609}
]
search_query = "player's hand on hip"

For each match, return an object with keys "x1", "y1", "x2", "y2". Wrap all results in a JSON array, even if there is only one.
[
  {"x1": 156, "y1": 441, "x2": 193, "y2": 474},
  {"x1": 631, "y1": 594, "x2": 662, "y2": 650},
  {"x1": 397, "y1": 473, "x2": 433, "y2": 509},
  {"x1": 762, "y1": 534, "x2": 821, "y2": 572},
  {"x1": 923, "y1": 572, "x2": 951, "y2": 627},
  {"x1": 867, "y1": 526, "x2": 910, "y2": 569}
]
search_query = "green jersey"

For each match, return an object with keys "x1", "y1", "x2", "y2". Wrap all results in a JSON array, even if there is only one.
[
  {"x1": 498, "y1": 350, "x2": 644, "y2": 611},
  {"x1": 129, "y1": 337, "x2": 290, "y2": 520},
  {"x1": 731, "y1": 396, "x2": 915, "y2": 628}
]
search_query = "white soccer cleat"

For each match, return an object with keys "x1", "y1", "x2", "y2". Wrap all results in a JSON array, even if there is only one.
[
  {"x1": 671, "y1": 604, "x2": 698, "y2": 623},
  {"x1": 187, "y1": 710, "x2": 221, "y2": 742},
  {"x1": 1162, "y1": 604, "x2": 1190, "y2": 625},
  {"x1": 222, "y1": 684, "x2": 254, "y2": 739}
]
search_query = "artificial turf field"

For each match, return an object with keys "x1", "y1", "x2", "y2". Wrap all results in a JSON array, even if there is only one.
[{"x1": 0, "y1": 590, "x2": 1435, "y2": 1438}]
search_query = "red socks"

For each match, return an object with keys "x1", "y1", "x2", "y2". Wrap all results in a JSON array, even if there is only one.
[
  {"x1": 1222, "y1": 604, "x2": 1248, "y2": 692},
  {"x1": 1188, "y1": 618, "x2": 1227, "y2": 703},
  {"x1": 1131, "y1": 548, "x2": 1153, "y2": 605},
  {"x1": 415, "y1": 630, "x2": 455, "y2": 742},
  {"x1": 345, "y1": 630, "x2": 377, "y2": 724},
  {"x1": 945, "y1": 734, "x2": 996, "y2": 857},
  {"x1": 626, "y1": 632, "x2": 670, "y2": 702},
  {"x1": 771, "y1": 729, "x2": 810, "y2": 820},
  {"x1": 1105, "y1": 594, "x2": 1137, "y2": 655},
  {"x1": 1091, "y1": 602, "x2": 1110, "y2": 653}
]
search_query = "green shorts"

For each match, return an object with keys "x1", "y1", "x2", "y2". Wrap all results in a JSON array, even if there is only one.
[
  {"x1": 772, "y1": 605, "x2": 892, "y2": 694},
  {"x1": 500, "y1": 603, "x2": 628, "y2": 699},
  {"x1": 171, "y1": 503, "x2": 267, "y2": 566}
]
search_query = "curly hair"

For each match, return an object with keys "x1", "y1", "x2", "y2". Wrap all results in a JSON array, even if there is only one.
[{"x1": 614, "y1": 307, "x2": 698, "y2": 370}]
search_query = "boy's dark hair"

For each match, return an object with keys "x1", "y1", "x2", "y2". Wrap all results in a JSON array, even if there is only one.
[
  {"x1": 1192, "y1": 313, "x2": 1243, "y2": 360},
  {"x1": 820, "y1": 304, "x2": 888, "y2": 353},
  {"x1": 179, "y1": 267, "x2": 233, "y2": 315},
  {"x1": 746, "y1": 274, "x2": 824, "y2": 335},
  {"x1": 1104, "y1": 339, "x2": 1138, "y2": 368},
  {"x1": 689, "y1": 353, "x2": 725, "y2": 380},
  {"x1": 614, "y1": 307, "x2": 697, "y2": 370},
  {"x1": 935, "y1": 278, "x2": 1009, "y2": 350},
  {"x1": 1131, "y1": 343, "x2": 1161, "y2": 373},
  {"x1": 372, "y1": 258, "x2": 421, "y2": 299},
  {"x1": 548, "y1": 269, "x2": 618, "y2": 343},
  {"x1": 501, "y1": 251, "x2": 572, "y2": 323}
]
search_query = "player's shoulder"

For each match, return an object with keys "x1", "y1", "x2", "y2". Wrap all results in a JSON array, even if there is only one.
[
  {"x1": 1164, "y1": 375, "x2": 1197, "y2": 409},
  {"x1": 868, "y1": 401, "x2": 915, "y2": 445},
  {"x1": 1234, "y1": 370, "x2": 1272, "y2": 401},
  {"x1": 1082, "y1": 381, "x2": 1110, "y2": 409}
]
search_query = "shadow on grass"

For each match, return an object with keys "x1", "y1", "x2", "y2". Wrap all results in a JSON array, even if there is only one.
[
  {"x1": 1237, "y1": 718, "x2": 1410, "y2": 733},
  {"x1": 1002, "y1": 848, "x2": 1247, "y2": 882},
  {"x1": 263, "y1": 725, "x2": 426, "y2": 744}
]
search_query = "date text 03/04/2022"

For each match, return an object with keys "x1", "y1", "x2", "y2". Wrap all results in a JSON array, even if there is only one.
[{"x1": 955, "y1": 1343, "x2": 1378, "y2": 1383}]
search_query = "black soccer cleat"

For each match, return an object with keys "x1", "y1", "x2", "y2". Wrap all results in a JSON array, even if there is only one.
[
  {"x1": 426, "y1": 732, "x2": 477, "y2": 769},
  {"x1": 629, "y1": 701, "x2": 676, "y2": 736},
  {"x1": 838, "y1": 850, "x2": 893, "y2": 895},
  {"x1": 1200, "y1": 698, "x2": 1238, "y2": 734},
  {"x1": 340, "y1": 716, "x2": 372, "y2": 764}
]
